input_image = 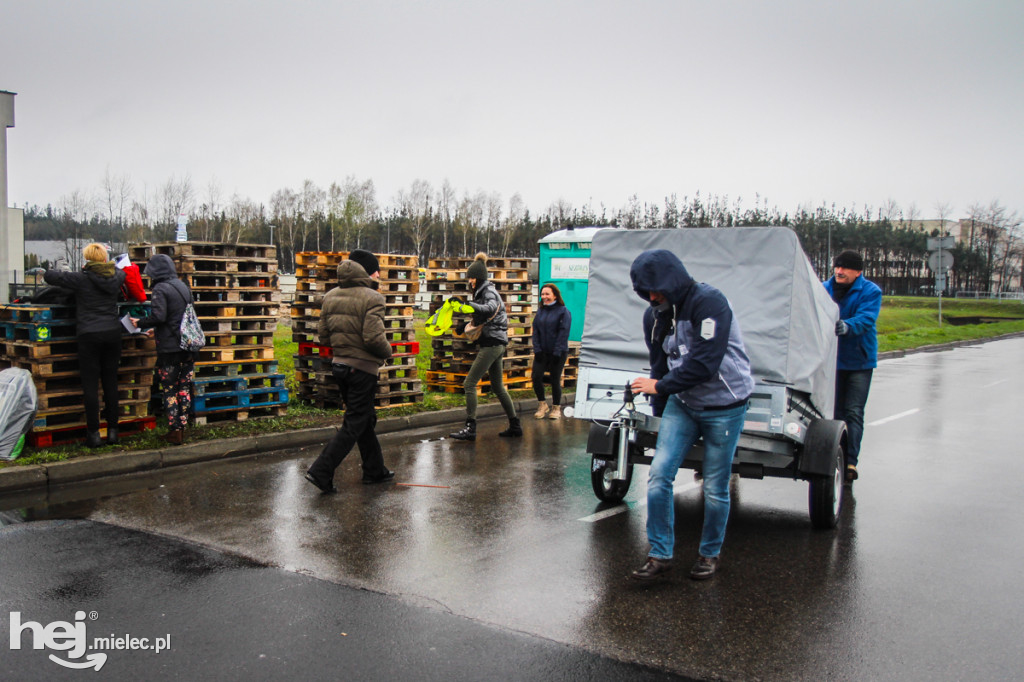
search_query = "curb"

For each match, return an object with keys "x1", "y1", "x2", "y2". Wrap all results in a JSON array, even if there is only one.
[{"x1": 0, "y1": 397, "x2": 550, "y2": 496}]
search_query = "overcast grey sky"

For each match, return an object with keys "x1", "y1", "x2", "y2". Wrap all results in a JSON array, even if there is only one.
[{"x1": 3, "y1": 0, "x2": 1022, "y2": 220}]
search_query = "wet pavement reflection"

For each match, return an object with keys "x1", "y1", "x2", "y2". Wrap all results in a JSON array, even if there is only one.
[{"x1": 5, "y1": 337, "x2": 1024, "y2": 680}]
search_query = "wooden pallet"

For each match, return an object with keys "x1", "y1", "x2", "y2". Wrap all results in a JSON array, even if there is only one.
[
  {"x1": 193, "y1": 387, "x2": 289, "y2": 413},
  {"x1": 27, "y1": 416, "x2": 157, "y2": 448},
  {"x1": 32, "y1": 400, "x2": 151, "y2": 430},
  {"x1": 193, "y1": 404, "x2": 287, "y2": 425},
  {"x1": 130, "y1": 241, "x2": 276, "y2": 261},
  {"x1": 35, "y1": 385, "x2": 152, "y2": 411}
]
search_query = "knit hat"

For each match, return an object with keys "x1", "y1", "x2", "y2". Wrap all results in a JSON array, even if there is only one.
[
  {"x1": 348, "y1": 249, "x2": 379, "y2": 276},
  {"x1": 467, "y1": 252, "x2": 488, "y2": 281},
  {"x1": 833, "y1": 250, "x2": 864, "y2": 271}
]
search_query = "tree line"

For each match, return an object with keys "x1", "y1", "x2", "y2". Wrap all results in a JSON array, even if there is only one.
[{"x1": 20, "y1": 171, "x2": 1022, "y2": 295}]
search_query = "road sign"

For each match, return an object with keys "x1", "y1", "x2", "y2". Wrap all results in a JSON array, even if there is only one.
[
  {"x1": 928, "y1": 250, "x2": 954, "y2": 273},
  {"x1": 927, "y1": 236, "x2": 956, "y2": 251}
]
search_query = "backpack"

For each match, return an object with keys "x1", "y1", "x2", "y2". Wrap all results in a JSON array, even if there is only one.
[{"x1": 172, "y1": 284, "x2": 206, "y2": 351}]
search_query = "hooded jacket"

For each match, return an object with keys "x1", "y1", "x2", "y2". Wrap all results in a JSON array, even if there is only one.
[
  {"x1": 318, "y1": 260, "x2": 393, "y2": 375},
  {"x1": 44, "y1": 261, "x2": 126, "y2": 336},
  {"x1": 823, "y1": 273, "x2": 881, "y2": 371},
  {"x1": 531, "y1": 301, "x2": 571, "y2": 356},
  {"x1": 630, "y1": 249, "x2": 754, "y2": 414},
  {"x1": 463, "y1": 280, "x2": 508, "y2": 347},
  {"x1": 136, "y1": 254, "x2": 195, "y2": 355}
]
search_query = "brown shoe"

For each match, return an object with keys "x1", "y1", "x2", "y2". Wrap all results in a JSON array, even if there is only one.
[
  {"x1": 163, "y1": 430, "x2": 184, "y2": 446},
  {"x1": 534, "y1": 402, "x2": 550, "y2": 419},
  {"x1": 845, "y1": 464, "x2": 858, "y2": 482},
  {"x1": 689, "y1": 555, "x2": 719, "y2": 580},
  {"x1": 547, "y1": 405, "x2": 562, "y2": 420},
  {"x1": 629, "y1": 557, "x2": 672, "y2": 581}
]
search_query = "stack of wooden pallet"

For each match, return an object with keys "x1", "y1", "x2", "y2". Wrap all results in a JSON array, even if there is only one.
[
  {"x1": 129, "y1": 241, "x2": 288, "y2": 424},
  {"x1": 0, "y1": 301, "x2": 158, "y2": 446},
  {"x1": 290, "y1": 252, "x2": 423, "y2": 409},
  {"x1": 422, "y1": 256, "x2": 534, "y2": 395}
]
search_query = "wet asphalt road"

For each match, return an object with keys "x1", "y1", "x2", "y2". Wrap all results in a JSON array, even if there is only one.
[{"x1": 2, "y1": 336, "x2": 1023, "y2": 680}]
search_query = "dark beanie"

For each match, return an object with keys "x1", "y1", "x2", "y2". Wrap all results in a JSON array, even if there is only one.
[
  {"x1": 348, "y1": 249, "x2": 379, "y2": 276},
  {"x1": 467, "y1": 252, "x2": 488, "y2": 281},
  {"x1": 834, "y1": 250, "x2": 864, "y2": 271}
]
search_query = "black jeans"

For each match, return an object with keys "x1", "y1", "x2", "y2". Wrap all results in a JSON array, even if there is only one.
[
  {"x1": 77, "y1": 329, "x2": 123, "y2": 432},
  {"x1": 834, "y1": 368, "x2": 873, "y2": 467},
  {"x1": 307, "y1": 365, "x2": 387, "y2": 481},
  {"x1": 532, "y1": 352, "x2": 567, "y2": 405}
]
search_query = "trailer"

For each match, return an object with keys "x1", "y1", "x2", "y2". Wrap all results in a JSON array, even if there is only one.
[{"x1": 571, "y1": 227, "x2": 848, "y2": 528}]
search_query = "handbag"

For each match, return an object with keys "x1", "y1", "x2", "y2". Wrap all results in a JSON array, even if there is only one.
[
  {"x1": 463, "y1": 308, "x2": 498, "y2": 343},
  {"x1": 172, "y1": 285, "x2": 206, "y2": 351}
]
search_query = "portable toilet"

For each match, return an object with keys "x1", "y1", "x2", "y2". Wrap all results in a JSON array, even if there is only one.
[{"x1": 537, "y1": 226, "x2": 609, "y2": 342}]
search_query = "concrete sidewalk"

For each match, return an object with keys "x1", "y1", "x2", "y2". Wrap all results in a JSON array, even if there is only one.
[{"x1": 0, "y1": 397, "x2": 549, "y2": 495}]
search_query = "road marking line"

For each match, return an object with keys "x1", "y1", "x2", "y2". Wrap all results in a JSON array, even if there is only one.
[
  {"x1": 982, "y1": 379, "x2": 1008, "y2": 388},
  {"x1": 869, "y1": 408, "x2": 920, "y2": 427},
  {"x1": 578, "y1": 480, "x2": 701, "y2": 523}
]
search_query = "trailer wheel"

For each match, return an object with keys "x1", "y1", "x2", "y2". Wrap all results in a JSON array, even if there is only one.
[
  {"x1": 808, "y1": 437, "x2": 845, "y2": 529},
  {"x1": 591, "y1": 455, "x2": 633, "y2": 503}
]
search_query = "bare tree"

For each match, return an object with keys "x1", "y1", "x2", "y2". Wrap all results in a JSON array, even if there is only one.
[
  {"x1": 438, "y1": 179, "x2": 456, "y2": 257},
  {"x1": 101, "y1": 167, "x2": 134, "y2": 253},
  {"x1": 56, "y1": 190, "x2": 92, "y2": 269},
  {"x1": 501, "y1": 193, "x2": 525, "y2": 257},
  {"x1": 157, "y1": 175, "x2": 196, "y2": 241},
  {"x1": 485, "y1": 191, "x2": 502, "y2": 254},
  {"x1": 396, "y1": 179, "x2": 433, "y2": 259},
  {"x1": 270, "y1": 188, "x2": 298, "y2": 272}
]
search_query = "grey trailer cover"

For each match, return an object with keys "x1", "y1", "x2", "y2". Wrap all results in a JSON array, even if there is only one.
[{"x1": 579, "y1": 227, "x2": 839, "y2": 417}]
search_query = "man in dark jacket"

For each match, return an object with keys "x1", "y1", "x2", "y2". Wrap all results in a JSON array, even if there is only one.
[
  {"x1": 44, "y1": 243, "x2": 126, "y2": 447},
  {"x1": 823, "y1": 250, "x2": 881, "y2": 483},
  {"x1": 628, "y1": 250, "x2": 755, "y2": 581},
  {"x1": 132, "y1": 254, "x2": 198, "y2": 445},
  {"x1": 305, "y1": 250, "x2": 395, "y2": 492}
]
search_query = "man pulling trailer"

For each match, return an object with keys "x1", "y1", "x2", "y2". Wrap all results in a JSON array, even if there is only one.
[{"x1": 574, "y1": 227, "x2": 848, "y2": 580}]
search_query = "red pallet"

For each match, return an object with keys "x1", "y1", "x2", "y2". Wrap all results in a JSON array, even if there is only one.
[{"x1": 27, "y1": 416, "x2": 157, "y2": 448}]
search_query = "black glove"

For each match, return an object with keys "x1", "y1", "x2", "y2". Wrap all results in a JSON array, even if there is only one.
[
  {"x1": 835, "y1": 320, "x2": 849, "y2": 336},
  {"x1": 447, "y1": 295, "x2": 463, "y2": 306}
]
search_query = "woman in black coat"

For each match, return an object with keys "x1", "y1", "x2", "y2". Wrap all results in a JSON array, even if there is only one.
[
  {"x1": 44, "y1": 243, "x2": 126, "y2": 448},
  {"x1": 131, "y1": 254, "x2": 198, "y2": 445},
  {"x1": 530, "y1": 283, "x2": 572, "y2": 419}
]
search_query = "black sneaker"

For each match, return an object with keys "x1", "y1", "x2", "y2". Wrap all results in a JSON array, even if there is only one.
[
  {"x1": 362, "y1": 470, "x2": 395, "y2": 485},
  {"x1": 689, "y1": 555, "x2": 719, "y2": 580},
  {"x1": 304, "y1": 472, "x2": 337, "y2": 494},
  {"x1": 629, "y1": 557, "x2": 673, "y2": 581}
]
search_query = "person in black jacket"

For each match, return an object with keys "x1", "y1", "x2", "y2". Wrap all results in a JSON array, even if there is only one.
[
  {"x1": 530, "y1": 283, "x2": 572, "y2": 419},
  {"x1": 44, "y1": 243, "x2": 126, "y2": 448},
  {"x1": 131, "y1": 254, "x2": 198, "y2": 446},
  {"x1": 448, "y1": 253, "x2": 521, "y2": 441}
]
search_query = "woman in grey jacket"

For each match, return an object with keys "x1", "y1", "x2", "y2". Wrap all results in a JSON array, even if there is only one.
[{"x1": 448, "y1": 253, "x2": 521, "y2": 441}]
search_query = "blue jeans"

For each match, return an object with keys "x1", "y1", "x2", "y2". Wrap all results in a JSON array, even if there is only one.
[
  {"x1": 834, "y1": 369, "x2": 873, "y2": 467},
  {"x1": 647, "y1": 395, "x2": 747, "y2": 560}
]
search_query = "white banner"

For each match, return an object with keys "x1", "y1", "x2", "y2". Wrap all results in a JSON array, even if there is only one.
[{"x1": 550, "y1": 257, "x2": 589, "y2": 280}]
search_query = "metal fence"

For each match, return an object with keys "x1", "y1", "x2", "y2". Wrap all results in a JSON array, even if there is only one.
[{"x1": 954, "y1": 290, "x2": 1024, "y2": 301}]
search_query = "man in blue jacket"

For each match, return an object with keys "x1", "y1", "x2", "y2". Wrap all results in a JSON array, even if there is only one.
[
  {"x1": 628, "y1": 250, "x2": 755, "y2": 581},
  {"x1": 823, "y1": 250, "x2": 882, "y2": 483}
]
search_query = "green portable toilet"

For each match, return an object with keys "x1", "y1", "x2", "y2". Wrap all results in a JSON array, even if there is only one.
[{"x1": 537, "y1": 226, "x2": 608, "y2": 342}]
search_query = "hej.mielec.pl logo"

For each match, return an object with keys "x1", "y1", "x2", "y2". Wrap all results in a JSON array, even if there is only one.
[{"x1": 9, "y1": 610, "x2": 171, "y2": 671}]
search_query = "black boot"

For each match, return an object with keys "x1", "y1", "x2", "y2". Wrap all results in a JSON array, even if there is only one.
[
  {"x1": 450, "y1": 419, "x2": 476, "y2": 441},
  {"x1": 499, "y1": 417, "x2": 523, "y2": 438},
  {"x1": 85, "y1": 431, "x2": 104, "y2": 449},
  {"x1": 106, "y1": 427, "x2": 119, "y2": 445}
]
